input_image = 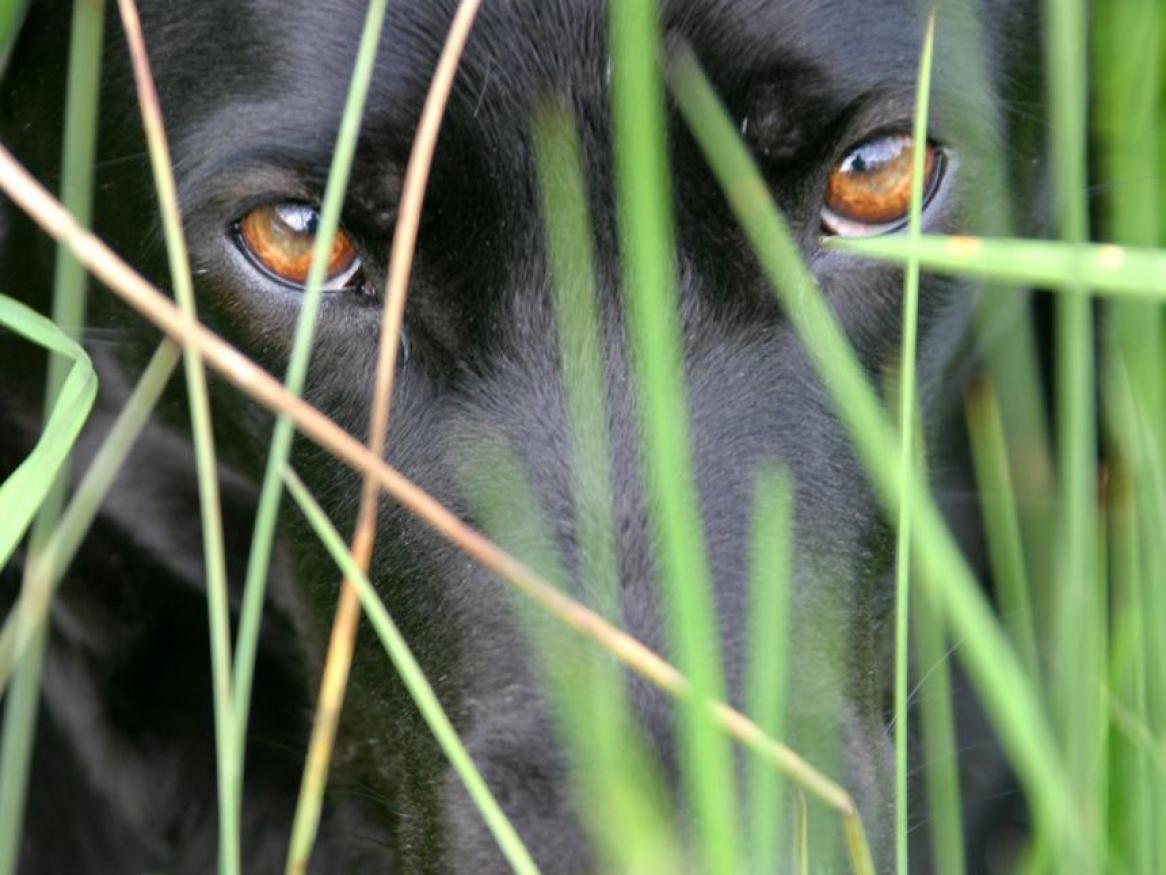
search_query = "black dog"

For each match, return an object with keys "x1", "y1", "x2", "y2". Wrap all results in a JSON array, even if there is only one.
[{"x1": 0, "y1": 1, "x2": 1042, "y2": 871}]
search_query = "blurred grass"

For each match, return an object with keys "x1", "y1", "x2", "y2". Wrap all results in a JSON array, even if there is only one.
[
  {"x1": 891, "y1": 15, "x2": 935, "y2": 874},
  {"x1": 609, "y1": 2, "x2": 739, "y2": 872},
  {"x1": 744, "y1": 470, "x2": 792, "y2": 874},
  {"x1": 0, "y1": 1, "x2": 104, "y2": 871},
  {"x1": 668, "y1": 42, "x2": 1078, "y2": 863},
  {"x1": 1, "y1": 0, "x2": 1165, "y2": 873}
]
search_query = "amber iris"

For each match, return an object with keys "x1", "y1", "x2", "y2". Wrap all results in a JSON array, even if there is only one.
[
  {"x1": 237, "y1": 203, "x2": 358, "y2": 287},
  {"x1": 823, "y1": 134, "x2": 938, "y2": 232}
]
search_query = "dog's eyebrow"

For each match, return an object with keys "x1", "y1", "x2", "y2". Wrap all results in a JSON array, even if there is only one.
[{"x1": 170, "y1": 100, "x2": 348, "y2": 209}]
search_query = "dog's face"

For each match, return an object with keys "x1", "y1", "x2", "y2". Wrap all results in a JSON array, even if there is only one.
[{"x1": 1, "y1": 0, "x2": 1037, "y2": 871}]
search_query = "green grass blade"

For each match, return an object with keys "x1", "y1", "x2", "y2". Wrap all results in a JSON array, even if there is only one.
[
  {"x1": 827, "y1": 235, "x2": 1166, "y2": 297},
  {"x1": 668, "y1": 46, "x2": 1083, "y2": 858},
  {"x1": 1094, "y1": 6, "x2": 1163, "y2": 869},
  {"x1": 912, "y1": 567, "x2": 965, "y2": 875},
  {"x1": 1044, "y1": 0, "x2": 1102, "y2": 866},
  {"x1": 609, "y1": 2, "x2": 738, "y2": 872},
  {"x1": 965, "y1": 379, "x2": 1039, "y2": 681},
  {"x1": 281, "y1": 467, "x2": 540, "y2": 875},
  {"x1": 0, "y1": 2, "x2": 103, "y2": 870},
  {"x1": 232, "y1": 0, "x2": 389, "y2": 843},
  {"x1": 533, "y1": 101, "x2": 677, "y2": 871},
  {"x1": 115, "y1": 0, "x2": 239, "y2": 866},
  {"x1": 909, "y1": 401, "x2": 964, "y2": 875},
  {"x1": 0, "y1": 0, "x2": 29, "y2": 76},
  {"x1": 0, "y1": 296, "x2": 96, "y2": 571},
  {"x1": 0, "y1": 341, "x2": 179, "y2": 687},
  {"x1": 745, "y1": 469, "x2": 792, "y2": 875},
  {"x1": 892, "y1": 15, "x2": 935, "y2": 874}
]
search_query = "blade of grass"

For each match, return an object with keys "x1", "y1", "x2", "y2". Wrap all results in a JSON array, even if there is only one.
[
  {"x1": 1104, "y1": 357, "x2": 1166, "y2": 875},
  {"x1": 457, "y1": 435, "x2": 683, "y2": 874},
  {"x1": 232, "y1": 5, "x2": 389, "y2": 848},
  {"x1": 745, "y1": 469, "x2": 792, "y2": 875},
  {"x1": 0, "y1": 297, "x2": 96, "y2": 571},
  {"x1": 283, "y1": 2, "x2": 482, "y2": 869},
  {"x1": 0, "y1": 144, "x2": 872, "y2": 861},
  {"x1": 965, "y1": 378, "x2": 1039, "y2": 681},
  {"x1": 1095, "y1": 6, "x2": 1163, "y2": 870},
  {"x1": 1106, "y1": 467, "x2": 1154, "y2": 875},
  {"x1": 827, "y1": 235, "x2": 1166, "y2": 297},
  {"x1": 609, "y1": 3, "x2": 739, "y2": 871},
  {"x1": 0, "y1": 340, "x2": 177, "y2": 685},
  {"x1": 115, "y1": 3, "x2": 239, "y2": 869},
  {"x1": 667, "y1": 46, "x2": 1082, "y2": 859},
  {"x1": 949, "y1": 1, "x2": 1054, "y2": 616},
  {"x1": 533, "y1": 101, "x2": 677, "y2": 870},
  {"x1": 911, "y1": 560, "x2": 965, "y2": 875},
  {"x1": 1044, "y1": 0, "x2": 1102, "y2": 866},
  {"x1": 892, "y1": 15, "x2": 935, "y2": 874},
  {"x1": 281, "y1": 466, "x2": 539, "y2": 875},
  {"x1": 0, "y1": 2, "x2": 103, "y2": 870},
  {"x1": 0, "y1": 0, "x2": 28, "y2": 83}
]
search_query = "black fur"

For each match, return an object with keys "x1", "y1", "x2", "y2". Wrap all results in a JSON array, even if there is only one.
[{"x1": 0, "y1": 1, "x2": 1041, "y2": 871}]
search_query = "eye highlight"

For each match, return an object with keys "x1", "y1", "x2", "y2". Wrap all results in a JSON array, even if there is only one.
[
  {"x1": 236, "y1": 203, "x2": 361, "y2": 289},
  {"x1": 821, "y1": 133, "x2": 942, "y2": 237}
]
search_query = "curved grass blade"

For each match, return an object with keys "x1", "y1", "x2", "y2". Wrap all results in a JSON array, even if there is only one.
[
  {"x1": 0, "y1": 341, "x2": 179, "y2": 688},
  {"x1": 0, "y1": 2, "x2": 103, "y2": 869},
  {"x1": 0, "y1": 296, "x2": 96, "y2": 570}
]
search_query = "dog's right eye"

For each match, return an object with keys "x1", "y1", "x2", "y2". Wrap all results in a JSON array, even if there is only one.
[
  {"x1": 821, "y1": 133, "x2": 943, "y2": 237},
  {"x1": 235, "y1": 203, "x2": 362, "y2": 290}
]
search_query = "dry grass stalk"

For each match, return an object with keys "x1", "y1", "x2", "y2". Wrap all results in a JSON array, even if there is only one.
[{"x1": 0, "y1": 141, "x2": 862, "y2": 826}]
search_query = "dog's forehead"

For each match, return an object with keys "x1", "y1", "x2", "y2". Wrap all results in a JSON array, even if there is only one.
[{"x1": 148, "y1": 0, "x2": 932, "y2": 131}]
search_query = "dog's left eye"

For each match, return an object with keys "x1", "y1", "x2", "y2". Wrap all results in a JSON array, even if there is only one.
[
  {"x1": 821, "y1": 133, "x2": 943, "y2": 237},
  {"x1": 236, "y1": 203, "x2": 362, "y2": 290}
]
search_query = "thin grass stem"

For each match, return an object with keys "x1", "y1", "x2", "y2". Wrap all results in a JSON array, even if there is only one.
[
  {"x1": 745, "y1": 470, "x2": 792, "y2": 874},
  {"x1": 283, "y1": 3, "x2": 481, "y2": 869},
  {"x1": 892, "y1": 14, "x2": 935, "y2": 874},
  {"x1": 115, "y1": 3, "x2": 239, "y2": 868},
  {"x1": 0, "y1": 2, "x2": 103, "y2": 869},
  {"x1": 282, "y1": 467, "x2": 540, "y2": 875},
  {"x1": 232, "y1": 4, "x2": 390, "y2": 845}
]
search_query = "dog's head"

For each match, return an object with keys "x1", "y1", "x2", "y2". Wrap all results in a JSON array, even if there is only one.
[{"x1": 1, "y1": 0, "x2": 1041, "y2": 870}]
